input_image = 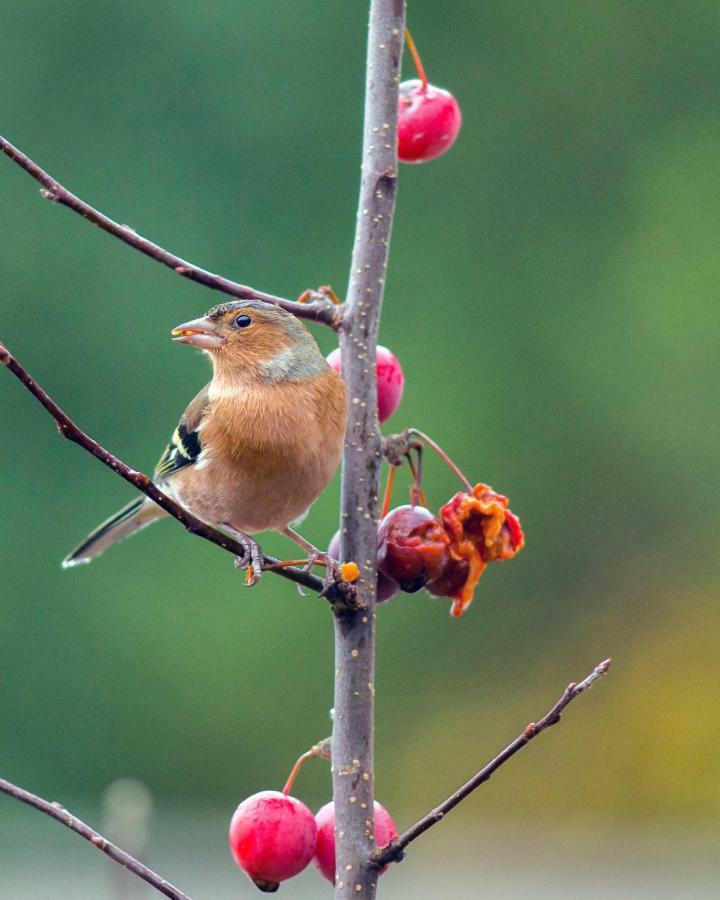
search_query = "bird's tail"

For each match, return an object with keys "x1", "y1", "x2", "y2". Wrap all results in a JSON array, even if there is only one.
[{"x1": 62, "y1": 497, "x2": 166, "y2": 568}]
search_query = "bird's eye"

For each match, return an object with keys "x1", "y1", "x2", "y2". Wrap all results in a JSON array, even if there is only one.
[{"x1": 234, "y1": 314, "x2": 252, "y2": 329}]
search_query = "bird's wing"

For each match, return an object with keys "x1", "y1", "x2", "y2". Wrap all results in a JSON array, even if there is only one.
[{"x1": 154, "y1": 384, "x2": 211, "y2": 481}]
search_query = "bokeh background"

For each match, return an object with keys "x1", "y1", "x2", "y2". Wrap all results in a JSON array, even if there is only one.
[{"x1": 2, "y1": 2, "x2": 719, "y2": 897}]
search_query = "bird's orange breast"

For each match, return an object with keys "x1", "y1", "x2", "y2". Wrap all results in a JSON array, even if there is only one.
[{"x1": 172, "y1": 369, "x2": 347, "y2": 533}]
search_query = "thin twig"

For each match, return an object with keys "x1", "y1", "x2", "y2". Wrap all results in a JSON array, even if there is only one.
[
  {"x1": 0, "y1": 135, "x2": 340, "y2": 329},
  {"x1": 0, "y1": 777, "x2": 192, "y2": 900},
  {"x1": 372, "y1": 658, "x2": 612, "y2": 868},
  {"x1": 407, "y1": 428, "x2": 473, "y2": 493},
  {"x1": 0, "y1": 339, "x2": 353, "y2": 603},
  {"x1": 382, "y1": 428, "x2": 474, "y2": 493},
  {"x1": 332, "y1": 1, "x2": 405, "y2": 898}
]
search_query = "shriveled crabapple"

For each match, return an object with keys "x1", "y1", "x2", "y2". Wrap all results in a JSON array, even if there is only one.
[
  {"x1": 398, "y1": 79, "x2": 462, "y2": 164},
  {"x1": 313, "y1": 800, "x2": 398, "y2": 884},
  {"x1": 328, "y1": 530, "x2": 399, "y2": 603},
  {"x1": 433, "y1": 484, "x2": 525, "y2": 618},
  {"x1": 229, "y1": 790, "x2": 317, "y2": 892},
  {"x1": 376, "y1": 504, "x2": 450, "y2": 593},
  {"x1": 326, "y1": 345, "x2": 404, "y2": 424}
]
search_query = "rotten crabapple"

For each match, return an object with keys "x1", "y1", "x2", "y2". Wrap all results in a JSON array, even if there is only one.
[
  {"x1": 326, "y1": 345, "x2": 404, "y2": 424},
  {"x1": 377, "y1": 504, "x2": 450, "y2": 592},
  {"x1": 313, "y1": 800, "x2": 398, "y2": 884},
  {"x1": 229, "y1": 790, "x2": 317, "y2": 892},
  {"x1": 397, "y1": 79, "x2": 462, "y2": 164},
  {"x1": 425, "y1": 553, "x2": 471, "y2": 601}
]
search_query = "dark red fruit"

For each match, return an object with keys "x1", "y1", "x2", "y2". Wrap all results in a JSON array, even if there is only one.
[
  {"x1": 229, "y1": 791, "x2": 317, "y2": 892},
  {"x1": 328, "y1": 530, "x2": 399, "y2": 603},
  {"x1": 313, "y1": 800, "x2": 398, "y2": 884},
  {"x1": 398, "y1": 79, "x2": 462, "y2": 164},
  {"x1": 425, "y1": 554, "x2": 471, "y2": 599},
  {"x1": 326, "y1": 345, "x2": 404, "y2": 423},
  {"x1": 377, "y1": 505, "x2": 450, "y2": 592}
]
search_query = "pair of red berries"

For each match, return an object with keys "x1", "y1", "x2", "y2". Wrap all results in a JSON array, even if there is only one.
[{"x1": 229, "y1": 791, "x2": 396, "y2": 892}]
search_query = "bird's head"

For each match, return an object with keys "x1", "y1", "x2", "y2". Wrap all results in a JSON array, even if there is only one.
[{"x1": 171, "y1": 300, "x2": 328, "y2": 382}]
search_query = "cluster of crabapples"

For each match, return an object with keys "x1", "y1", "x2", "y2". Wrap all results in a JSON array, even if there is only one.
[
  {"x1": 332, "y1": 485, "x2": 524, "y2": 618},
  {"x1": 327, "y1": 333, "x2": 523, "y2": 618},
  {"x1": 229, "y1": 789, "x2": 397, "y2": 892}
]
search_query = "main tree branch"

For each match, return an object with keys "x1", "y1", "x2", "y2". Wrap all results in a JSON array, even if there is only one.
[
  {"x1": 0, "y1": 339, "x2": 353, "y2": 602},
  {"x1": 0, "y1": 135, "x2": 339, "y2": 329},
  {"x1": 0, "y1": 777, "x2": 192, "y2": 900},
  {"x1": 333, "y1": 2, "x2": 405, "y2": 899},
  {"x1": 373, "y1": 658, "x2": 612, "y2": 868}
]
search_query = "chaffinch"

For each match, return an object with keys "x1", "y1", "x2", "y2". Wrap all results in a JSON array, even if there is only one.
[{"x1": 63, "y1": 300, "x2": 347, "y2": 579}]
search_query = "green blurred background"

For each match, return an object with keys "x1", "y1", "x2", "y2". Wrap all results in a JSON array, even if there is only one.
[{"x1": 2, "y1": 1, "x2": 719, "y2": 897}]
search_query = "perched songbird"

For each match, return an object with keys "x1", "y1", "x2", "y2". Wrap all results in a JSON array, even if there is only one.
[{"x1": 63, "y1": 300, "x2": 347, "y2": 579}]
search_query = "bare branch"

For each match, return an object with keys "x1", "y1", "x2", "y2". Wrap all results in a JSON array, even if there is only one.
[
  {"x1": 0, "y1": 777, "x2": 192, "y2": 900},
  {"x1": 372, "y1": 658, "x2": 613, "y2": 868},
  {"x1": 0, "y1": 135, "x2": 340, "y2": 329},
  {"x1": 0, "y1": 339, "x2": 353, "y2": 603},
  {"x1": 332, "y1": 1, "x2": 405, "y2": 898}
]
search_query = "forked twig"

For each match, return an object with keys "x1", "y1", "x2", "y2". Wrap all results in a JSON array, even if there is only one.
[
  {"x1": 0, "y1": 135, "x2": 340, "y2": 329},
  {"x1": 373, "y1": 658, "x2": 612, "y2": 867}
]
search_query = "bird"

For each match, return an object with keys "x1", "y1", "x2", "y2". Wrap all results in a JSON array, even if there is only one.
[{"x1": 62, "y1": 299, "x2": 347, "y2": 581}]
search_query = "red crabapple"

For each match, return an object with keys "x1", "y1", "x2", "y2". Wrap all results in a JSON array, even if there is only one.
[
  {"x1": 328, "y1": 530, "x2": 400, "y2": 603},
  {"x1": 313, "y1": 800, "x2": 398, "y2": 884},
  {"x1": 229, "y1": 791, "x2": 317, "y2": 892},
  {"x1": 326, "y1": 345, "x2": 404, "y2": 423},
  {"x1": 397, "y1": 79, "x2": 462, "y2": 164}
]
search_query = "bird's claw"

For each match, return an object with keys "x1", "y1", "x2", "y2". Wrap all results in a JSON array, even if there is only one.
[
  {"x1": 223, "y1": 524, "x2": 264, "y2": 586},
  {"x1": 298, "y1": 550, "x2": 344, "y2": 594},
  {"x1": 318, "y1": 556, "x2": 345, "y2": 596},
  {"x1": 302, "y1": 551, "x2": 341, "y2": 580},
  {"x1": 238, "y1": 561, "x2": 262, "y2": 587}
]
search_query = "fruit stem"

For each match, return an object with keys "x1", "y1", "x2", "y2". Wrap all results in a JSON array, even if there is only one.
[
  {"x1": 282, "y1": 738, "x2": 332, "y2": 795},
  {"x1": 406, "y1": 450, "x2": 428, "y2": 507},
  {"x1": 265, "y1": 559, "x2": 312, "y2": 570},
  {"x1": 380, "y1": 465, "x2": 396, "y2": 518},
  {"x1": 282, "y1": 751, "x2": 314, "y2": 795},
  {"x1": 404, "y1": 28, "x2": 428, "y2": 92},
  {"x1": 408, "y1": 429, "x2": 473, "y2": 493}
]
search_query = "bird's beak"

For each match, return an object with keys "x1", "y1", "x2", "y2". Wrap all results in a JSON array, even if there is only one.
[{"x1": 171, "y1": 316, "x2": 224, "y2": 350}]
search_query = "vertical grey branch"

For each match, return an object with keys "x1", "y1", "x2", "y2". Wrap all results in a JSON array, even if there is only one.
[{"x1": 333, "y1": 1, "x2": 405, "y2": 899}]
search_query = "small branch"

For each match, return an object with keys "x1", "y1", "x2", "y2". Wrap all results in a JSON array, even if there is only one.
[
  {"x1": 373, "y1": 658, "x2": 612, "y2": 868},
  {"x1": 0, "y1": 777, "x2": 192, "y2": 900},
  {"x1": 0, "y1": 339, "x2": 353, "y2": 603},
  {"x1": 0, "y1": 135, "x2": 340, "y2": 329}
]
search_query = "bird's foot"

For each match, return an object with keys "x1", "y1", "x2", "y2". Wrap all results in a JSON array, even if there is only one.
[
  {"x1": 300, "y1": 550, "x2": 331, "y2": 576},
  {"x1": 222, "y1": 524, "x2": 264, "y2": 586},
  {"x1": 280, "y1": 526, "x2": 341, "y2": 579}
]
